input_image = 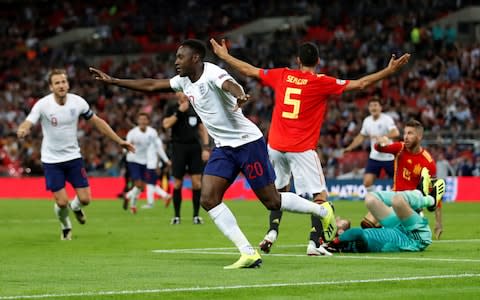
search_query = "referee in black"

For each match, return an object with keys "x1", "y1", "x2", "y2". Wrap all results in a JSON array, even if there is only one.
[{"x1": 163, "y1": 93, "x2": 210, "y2": 225}]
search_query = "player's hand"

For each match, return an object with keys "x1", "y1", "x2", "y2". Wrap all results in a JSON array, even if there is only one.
[
  {"x1": 166, "y1": 160, "x2": 172, "y2": 167},
  {"x1": 178, "y1": 98, "x2": 190, "y2": 112},
  {"x1": 120, "y1": 141, "x2": 135, "y2": 153},
  {"x1": 434, "y1": 224, "x2": 443, "y2": 240},
  {"x1": 434, "y1": 206, "x2": 443, "y2": 240},
  {"x1": 202, "y1": 149, "x2": 210, "y2": 162},
  {"x1": 89, "y1": 67, "x2": 114, "y2": 83},
  {"x1": 376, "y1": 136, "x2": 390, "y2": 147},
  {"x1": 387, "y1": 53, "x2": 411, "y2": 73},
  {"x1": 233, "y1": 94, "x2": 251, "y2": 111},
  {"x1": 210, "y1": 38, "x2": 229, "y2": 59},
  {"x1": 16, "y1": 127, "x2": 29, "y2": 139}
]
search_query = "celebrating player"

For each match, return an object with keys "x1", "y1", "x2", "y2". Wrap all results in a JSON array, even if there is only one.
[
  {"x1": 90, "y1": 39, "x2": 339, "y2": 269},
  {"x1": 17, "y1": 68, "x2": 134, "y2": 240},
  {"x1": 210, "y1": 38, "x2": 410, "y2": 255}
]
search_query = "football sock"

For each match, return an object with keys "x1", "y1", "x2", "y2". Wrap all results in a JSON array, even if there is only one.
[
  {"x1": 366, "y1": 185, "x2": 375, "y2": 193},
  {"x1": 70, "y1": 196, "x2": 84, "y2": 211},
  {"x1": 207, "y1": 203, "x2": 255, "y2": 255},
  {"x1": 404, "y1": 195, "x2": 435, "y2": 211},
  {"x1": 280, "y1": 192, "x2": 327, "y2": 218},
  {"x1": 128, "y1": 186, "x2": 141, "y2": 207},
  {"x1": 146, "y1": 184, "x2": 155, "y2": 205},
  {"x1": 268, "y1": 210, "x2": 283, "y2": 233},
  {"x1": 379, "y1": 211, "x2": 401, "y2": 228},
  {"x1": 310, "y1": 215, "x2": 323, "y2": 247},
  {"x1": 154, "y1": 185, "x2": 169, "y2": 198},
  {"x1": 173, "y1": 188, "x2": 182, "y2": 218},
  {"x1": 54, "y1": 203, "x2": 71, "y2": 230},
  {"x1": 192, "y1": 189, "x2": 201, "y2": 217},
  {"x1": 265, "y1": 229, "x2": 278, "y2": 243}
]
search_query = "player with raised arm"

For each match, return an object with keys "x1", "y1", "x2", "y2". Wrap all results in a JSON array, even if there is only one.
[
  {"x1": 343, "y1": 96, "x2": 399, "y2": 196},
  {"x1": 17, "y1": 68, "x2": 134, "y2": 240},
  {"x1": 124, "y1": 112, "x2": 158, "y2": 214},
  {"x1": 90, "y1": 39, "x2": 337, "y2": 269},
  {"x1": 210, "y1": 38, "x2": 410, "y2": 255}
]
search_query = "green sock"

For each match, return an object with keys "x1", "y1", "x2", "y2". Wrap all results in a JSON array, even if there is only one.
[{"x1": 379, "y1": 211, "x2": 400, "y2": 228}]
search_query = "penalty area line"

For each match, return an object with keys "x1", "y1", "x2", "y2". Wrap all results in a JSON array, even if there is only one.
[{"x1": 1, "y1": 273, "x2": 479, "y2": 299}]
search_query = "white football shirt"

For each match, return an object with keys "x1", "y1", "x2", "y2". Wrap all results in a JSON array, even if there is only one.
[
  {"x1": 169, "y1": 62, "x2": 263, "y2": 148},
  {"x1": 360, "y1": 113, "x2": 397, "y2": 161},
  {"x1": 146, "y1": 137, "x2": 169, "y2": 169},
  {"x1": 126, "y1": 126, "x2": 158, "y2": 165},
  {"x1": 26, "y1": 93, "x2": 92, "y2": 163}
]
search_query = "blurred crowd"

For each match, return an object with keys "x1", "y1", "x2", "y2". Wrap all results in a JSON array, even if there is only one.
[{"x1": 1, "y1": 0, "x2": 480, "y2": 178}]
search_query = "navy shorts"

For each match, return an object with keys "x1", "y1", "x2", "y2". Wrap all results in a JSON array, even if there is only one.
[
  {"x1": 204, "y1": 138, "x2": 276, "y2": 190},
  {"x1": 365, "y1": 158, "x2": 394, "y2": 178},
  {"x1": 145, "y1": 168, "x2": 158, "y2": 185},
  {"x1": 127, "y1": 162, "x2": 147, "y2": 181},
  {"x1": 42, "y1": 158, "x2": 89, "y2": 192}
]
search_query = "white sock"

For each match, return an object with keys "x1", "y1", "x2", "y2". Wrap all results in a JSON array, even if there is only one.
[
  {"x1": 127, "y1": 186, "x2": 141, "y2": 207},
  {"x1": 146, "y1": 184, "x2": 155, "y2": 205},
  {"x1": 280, "y1": 192, "x2": 327, "y2": 218},
  {"x1": 265, "y1": 230, "x2": 278, "y2": 243},
  {"x1": 54, "y1": 203, "x2": 72, "y2": 230},
  {"x1": 70, "y1": 196, "x2": 83, "y2": 211},
  {"x1": 208, "y1": 203, "x2": 255, "y2": 255},
  {"x1": 154, "y1": 185, "x2": 169, "y2": 198}
]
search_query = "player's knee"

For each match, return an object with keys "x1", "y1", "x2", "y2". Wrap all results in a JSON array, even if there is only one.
[
  {"x1": 78, "y1": 196, "x2": 90, "y2": 206},
  {"x1": 364, "y1": 192, "x2": 378, "y2": 209},
  {"x1": 200, "y1": 191, "x2": 219, "y2": 211},
  {"x1": 262, "y1": 193, "x2": 281, "y2": 211},
  {"x1": 56, "y1": 200, "x2": 69, "y2": 208},
  {"x1": 391, "y1": 194, "x2": 405, "y2": 209}
]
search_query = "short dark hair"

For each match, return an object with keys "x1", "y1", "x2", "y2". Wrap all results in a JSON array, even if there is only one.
[
  {"x1": 368, "y1": 96, "x2": 382, "y2": 105},
  {"x1": 405, "y1": 119, "x2": 424, "y2": 134},
  {"x1": 48, "y1": 68, "x2": 67, "y2": 84},
  {"x1": 181, "y1": 39, "x2": 206, "y2": 60},
  {"x1": 298, "y1": 42, "x2": 319, "y2": 67},
  {"x1": 137, "y1": 112, "x2": 150, "y2": 120}
]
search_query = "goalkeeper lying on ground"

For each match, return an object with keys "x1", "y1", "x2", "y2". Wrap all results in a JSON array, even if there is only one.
[{"x1": 326, "y1": 169, "x2": 445, "y2": 253}]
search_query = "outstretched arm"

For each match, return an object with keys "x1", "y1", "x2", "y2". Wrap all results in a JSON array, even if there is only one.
[
  {"x1": 210, "y1": 38, "x2": 260, "y2": 79},
  {"x1": 344, "y1": 134, "x2": 366, "y2": 153},
  {"x1": 345, "y1": 53, "x2": 411, "y2": 92},
  {"x1": 88, "y1": 115, "x2": 135, "y2": 152},
  {"x1": 89, "y1": 67, "x2": 174, "y2": 92}
]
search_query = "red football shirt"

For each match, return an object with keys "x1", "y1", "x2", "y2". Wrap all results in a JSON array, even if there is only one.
[
  {"x1": 375, "y1": 142, "x2": 437, "y2": 191},
  {"x1": 259, "y1": 68, "x2": 348, "y2": 152}
]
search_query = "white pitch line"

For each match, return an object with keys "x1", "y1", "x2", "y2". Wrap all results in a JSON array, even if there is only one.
[
  {"x1": 152, "y1": 247, "x2": 480, "y2": 263},
  {"x1": 1, "y1": 273, "x2": 478, "y2": 300}
]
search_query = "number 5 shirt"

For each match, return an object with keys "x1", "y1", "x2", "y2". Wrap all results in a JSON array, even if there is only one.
[{"x1": 259, "y1": 68, "x2": 349, "y2": 152}]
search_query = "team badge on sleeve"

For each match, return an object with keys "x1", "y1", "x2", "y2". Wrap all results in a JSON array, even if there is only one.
[{"x1": 336, "y1": 79, "x2": 346, "y2": 85}]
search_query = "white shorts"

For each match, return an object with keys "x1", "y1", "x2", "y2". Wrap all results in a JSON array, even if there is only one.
[{"x1": 268, "y1": 146, "x2": 327, "y2": 197}]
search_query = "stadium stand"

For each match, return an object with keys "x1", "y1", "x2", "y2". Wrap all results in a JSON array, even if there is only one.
[{"x1": 1, "y1": 0, "x2": 480, "y2": 178}]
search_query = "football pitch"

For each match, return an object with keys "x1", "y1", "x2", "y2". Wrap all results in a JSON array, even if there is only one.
[{"x1": 0, "y1": 199, "x2": 479, "y2": 299}]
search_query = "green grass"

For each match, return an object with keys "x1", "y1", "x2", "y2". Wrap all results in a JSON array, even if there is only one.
[{"x1": 0, "y1": 199, "x2": 479, "y2": 299}]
